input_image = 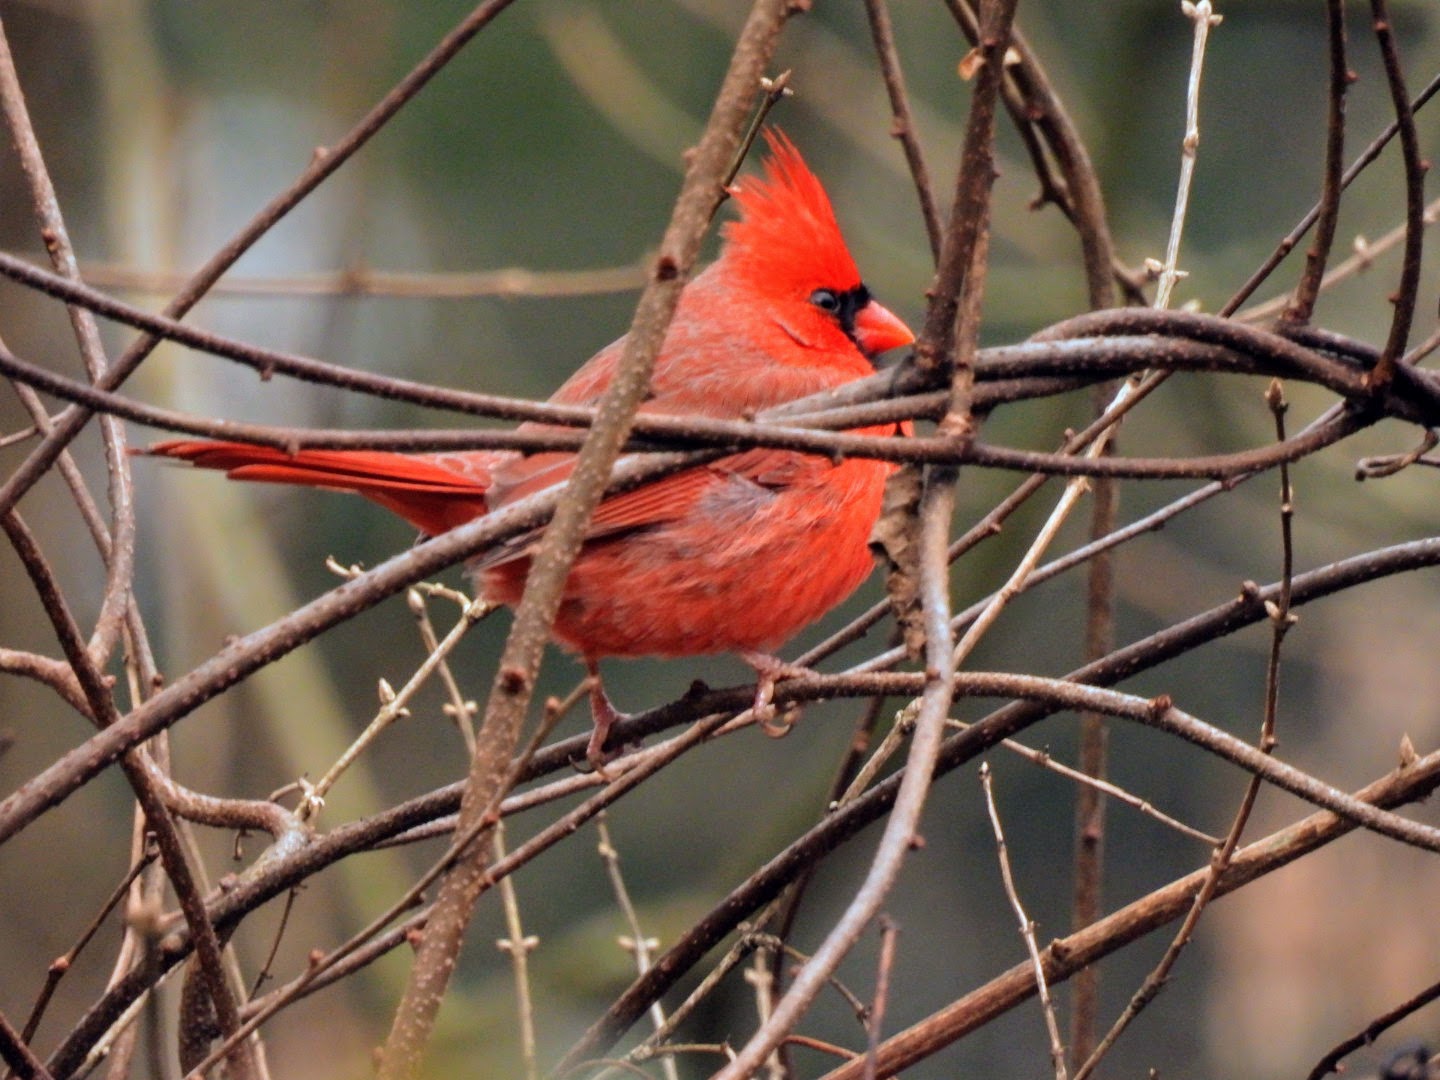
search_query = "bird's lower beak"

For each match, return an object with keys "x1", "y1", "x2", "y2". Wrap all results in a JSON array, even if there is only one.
[{"x1": 853, "y1": 300, "x2": 916, "y2": 358}]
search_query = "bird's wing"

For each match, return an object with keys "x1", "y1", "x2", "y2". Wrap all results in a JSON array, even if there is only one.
[
  {"x1": 471, "y1": 447, "x2": 823, "y2": 571},
  {"x1": 585, "y1": 448, "x2": 817, "y2": 534}
]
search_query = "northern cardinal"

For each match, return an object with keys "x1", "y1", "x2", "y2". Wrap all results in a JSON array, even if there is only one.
[{"x1": 149, "y1": 132, "x2": 915, "y2": 765}]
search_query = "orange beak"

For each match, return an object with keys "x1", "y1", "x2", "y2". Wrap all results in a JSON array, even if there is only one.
[{"x1": 853, "y1": 299, "x2": 915, "y2": 358}]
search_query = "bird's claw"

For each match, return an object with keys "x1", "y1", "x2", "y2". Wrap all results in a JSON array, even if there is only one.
[
  {"x1": 742, "y1": 651, "x2": 813, "y2": 737},
  {"x1": 757, "y1": 702, "x2": 802, "y2": 737},
  {"x1": 580, "y1": 723, "x2": 626, "y2": 778}
]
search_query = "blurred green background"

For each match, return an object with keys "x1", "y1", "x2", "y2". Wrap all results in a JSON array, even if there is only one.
[{"x1": 2, "y1": 1, "x2": 1440, "y2": 1077}]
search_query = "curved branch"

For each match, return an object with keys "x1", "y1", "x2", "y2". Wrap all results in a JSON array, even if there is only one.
[
  {"x1": 1283, "y1": 0, "x2": 1348, "y2": 324},
  {"x1": 1364, "y1": 0, "x2": 1426, "y2": 390}
]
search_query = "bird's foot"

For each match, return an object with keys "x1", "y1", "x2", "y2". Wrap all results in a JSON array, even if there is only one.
[
  {"x1": 740, "y1": 651, "x2": 814, "y2": 736},
  {"x1": 582, "y1": 665, "x2": 634, "y2": 775}
]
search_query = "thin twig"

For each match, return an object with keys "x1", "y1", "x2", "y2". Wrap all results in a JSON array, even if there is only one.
[
  {"x1": 722, "y1": 70, "x2": 794, "y2": 194},
  {"x1": 596, "y1": 815, "x2": 679, "y2": 1080},
  {"x1": 938, "y1": 0, "x2": 1122, "y2": 307},
  {"x1": 760, "y1": 678, "x2": 903, "y2": 1036},
  {"x1": 839, "y1": 701, "x2": 918, "y2": 805},
  {"x1": 298, "y1": 595, "x2": 492, "y2": 819},
  {"x1": 1283, "y1": 0, "x2": 1348, "y2": 324},
  {"x1": 1306, "y1": 976, "x2": 1440, "y2": 1080},
  {"x1": 981, "y1": 764, "x2": 1068, "y2": 1079},
  {"x1": 63, "y1": 258, "x2": 649, "y2": 298},
  {"x1": 0, "y1": 16, "x2": 136, "y2": 672},
  {"x1": 1152, "y1": 0, "x2": 1222, "y2": 311},
  {"x1": 1071, "y1": 0, "x2": 1225, "y2": 1064},
  {"x1": 1070, "y1": 397, "x2": 1117, "y2": 1066},
  {"x1": 1358, "y1": 428, "x2": 1440, "y2": 480},
  {"x1": 493, "y1": 823, "x2": 540, "y2": 1080},
  {"x1": 630, "y1": 933, "x2": 770, "y2": 1065},
  {"x1": 863, "y1": 0, "x2": 942, "y2": 261},
  {"x1": 247, "y1": 889, "x2": 300, "y2": 1000},
  {"x1": 407, "y1": 588, "x2": 479, "y2": 755},
  {"x1": 862, "y1": 918, "x2": 899, "y2": 1080},
  {"x1": 1364, "y1": 0, "x2": 1425, "y2": 391},
  {"x1": 946, "y1": 720, "x2": 1219, "y2": 846}
]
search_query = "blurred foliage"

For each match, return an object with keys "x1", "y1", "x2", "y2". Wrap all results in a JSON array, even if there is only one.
[{"x1": 2, "y1": 1, "x2": 1440, "y2": 1077}]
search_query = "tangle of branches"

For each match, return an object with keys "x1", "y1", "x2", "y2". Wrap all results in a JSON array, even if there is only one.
[{"x1": 1, "y1": 2, "x2": 1439, "y2": 1079}]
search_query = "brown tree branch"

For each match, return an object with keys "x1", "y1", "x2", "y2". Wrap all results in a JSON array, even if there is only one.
[
  {"x1": 864, "y1": 0, "x2": 943, "y2": 262},
  {"x1": 0, "y1": 20, "x2": 136, "y2": 672},
  {"x1": 1283, "y1": 0, "x2": 1348, "y2": 325},
  {"x1": 1363, "y1": 0, "x2": 1426, "y2": 391},
  {"x1": 0, "y1": 1006, "x2": 53, "y2": 1080}
]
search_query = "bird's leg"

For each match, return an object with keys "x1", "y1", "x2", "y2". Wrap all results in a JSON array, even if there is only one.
[
  {"x1": 740, "y1": 651, "x2": 816, "y2": 736},
  {"x1": 584, "y1": 658, "x2": 631, "y2": 771}
]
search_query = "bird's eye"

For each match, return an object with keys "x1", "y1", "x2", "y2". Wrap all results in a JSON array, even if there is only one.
[{"x1": 809, "y1": 289, "x2": 841, "y2": 313}]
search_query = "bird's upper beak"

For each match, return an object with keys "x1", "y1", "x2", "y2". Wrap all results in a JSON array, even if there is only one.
[{"x1": 853, "y1": 300, "x2": 915, "y2": 358}]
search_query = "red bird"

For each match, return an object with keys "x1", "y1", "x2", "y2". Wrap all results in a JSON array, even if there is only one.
[{"x1": 150, "y1": 133, "x2": 914, "y2": 765}]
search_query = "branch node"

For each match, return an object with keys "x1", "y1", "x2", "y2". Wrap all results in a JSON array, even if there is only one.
[{"x1": 498, "y1": 666, "x2": 530, "y2": 694}]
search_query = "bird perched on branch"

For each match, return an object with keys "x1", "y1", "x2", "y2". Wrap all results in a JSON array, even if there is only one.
[{"x1": 149, "y1": 132, "x2": 915, "y2": 766}]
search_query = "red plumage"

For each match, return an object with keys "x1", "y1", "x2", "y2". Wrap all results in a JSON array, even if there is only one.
[{"x1": 149, "y1": 132, "x2": 914, "y2": 762}]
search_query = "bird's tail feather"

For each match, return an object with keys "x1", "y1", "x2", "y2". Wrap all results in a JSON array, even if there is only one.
[{"x1": 144, "y1": 440, "x2": 491, "y2": 536}]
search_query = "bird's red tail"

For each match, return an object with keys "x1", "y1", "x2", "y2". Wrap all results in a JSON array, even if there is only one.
[{"x1": 145, "y1": 440, "x2": 492, "y2": 536}]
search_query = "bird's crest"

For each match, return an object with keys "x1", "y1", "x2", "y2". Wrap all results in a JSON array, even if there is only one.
[{"x1": 721, "y1": 130, "x2": 863, "y2": 297}]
